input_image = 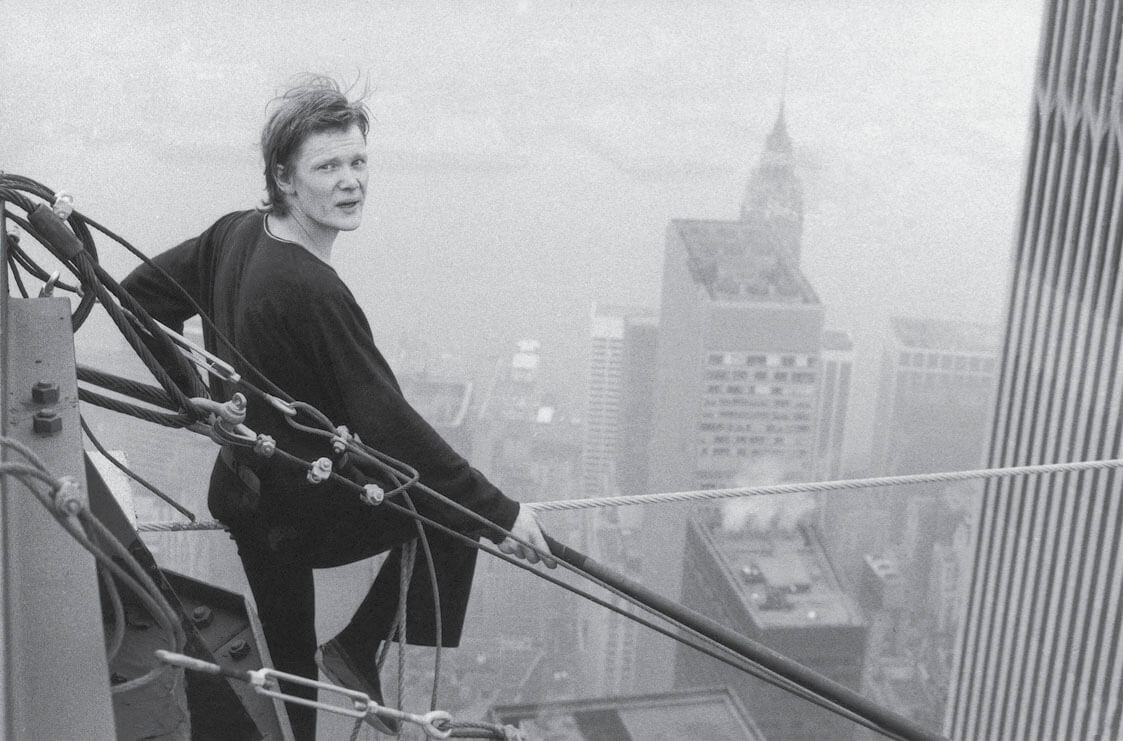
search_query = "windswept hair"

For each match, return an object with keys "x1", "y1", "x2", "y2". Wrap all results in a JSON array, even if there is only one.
[{"x1": 259, "y1": 75, "x2": 371, "y2": 215}]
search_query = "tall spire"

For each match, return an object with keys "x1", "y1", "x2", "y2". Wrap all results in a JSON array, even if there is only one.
[
  {"x1": 740, "y1": 70, "x2": 804, "y2": 262},
  {"x1": 766, "y1": 102, "x2": 793, "y2": 154},
  {"x1": 766, "y1": 48, "x2": 793, "y2": 154}
]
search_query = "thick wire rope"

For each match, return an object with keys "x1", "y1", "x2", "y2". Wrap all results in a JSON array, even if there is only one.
[
  {"x1": 6, "y1": 249, "x2": 30, "y2": 297},
  {"x1": 78, "y1": 365, "x2": 185, "y2": 410}
]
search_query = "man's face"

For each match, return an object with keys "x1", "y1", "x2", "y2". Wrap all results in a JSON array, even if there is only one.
[{"x1": 282, "y1": 124, "x2": 368, "y2": 234}]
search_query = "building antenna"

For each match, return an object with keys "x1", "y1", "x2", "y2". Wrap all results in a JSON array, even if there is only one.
[{"x1": 781, "y1": 46, "x2": 790, "y2": 111}]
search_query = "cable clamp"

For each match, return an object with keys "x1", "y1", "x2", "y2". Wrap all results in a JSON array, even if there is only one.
[
  {"x1": 331, "y1": 425, "x2": 351, "y2": 455},
  {"x1": 52, "y1": 191, "x2": 74, "y2": 220},
  {"x1": 361, "y1": 483, "x2": 385, "y2": 506},
  {"x1": 53, "y1": 475, "x2": 84, "y2": 516},
  {"x1": 503, "y1": 726, "x2": 528, "y2": 741},
  {"x1": 307, "y1": 457, "x2": 332, "y2": 484}
]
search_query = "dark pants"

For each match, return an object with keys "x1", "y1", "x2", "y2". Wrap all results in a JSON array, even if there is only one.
[{"x1": 209, "y1": 460, "x2": 481, "y2": 740}]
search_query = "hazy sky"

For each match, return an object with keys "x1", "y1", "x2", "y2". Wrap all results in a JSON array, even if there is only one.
[{"x1": 2, "y1": 0, "x2": 1043, "y2": 469}]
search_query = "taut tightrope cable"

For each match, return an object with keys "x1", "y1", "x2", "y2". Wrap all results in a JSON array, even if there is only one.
[{"x1": 137, "y1": 457, "x2": 1123, "y2": 532}]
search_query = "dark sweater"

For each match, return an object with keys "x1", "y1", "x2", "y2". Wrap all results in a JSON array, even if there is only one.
[{"x1": 121, "y1": 210, "x2": 519, "y2": 540}]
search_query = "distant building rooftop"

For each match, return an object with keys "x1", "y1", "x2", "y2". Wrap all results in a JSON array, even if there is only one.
[
  {"x1": 697, "y1": 518, "x2": 864, "y2": 630},
  {"x1": 822, "y1": 329, "x2": 854, "y2": 352},
  {"x1": 672, "y1": 219, "x2": 818, "y2": 305},
  {"x1": 490, "y1": 686, "x2": 766, "y2": 740},
  {"x1": 890, "y1": 316, "x2": 999, "y2": 354}
]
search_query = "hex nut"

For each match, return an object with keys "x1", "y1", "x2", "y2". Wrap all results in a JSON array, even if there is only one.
[
  {"x1": 191, "y1": 605, "x2": 214, "y2": 627},
  {"x1": 228, "y1": 639, "x2": 251, "y2": 660},
  {"x1": 32, "y1": 409, "x2": 62, "y2": 435},
  {"x1": 31, "y1": 381, "x2": 60, "y2": 404}
]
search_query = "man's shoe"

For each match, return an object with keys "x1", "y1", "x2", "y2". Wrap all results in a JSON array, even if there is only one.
[{"x1": 315, "y1": 638, "x2": 401, "y2": 735}]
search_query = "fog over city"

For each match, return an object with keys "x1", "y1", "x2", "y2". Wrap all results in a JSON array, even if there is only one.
[{"x1": 2, "y1": 1, "x2": 1047, "y2": 738}]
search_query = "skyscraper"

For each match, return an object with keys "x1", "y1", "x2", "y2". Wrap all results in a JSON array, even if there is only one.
[
  {"x1": 615, "y1": 313, "x2": 658, "y2": 500},
  {"x1": 577, "y1": 305, "x2": 655, "y2": 696},
  {"x1": 581, "y1": 304, "x2": 654, "y2": 498},
  {"x1": 947, "y1": 3, "x2": 1123, "y2": 739},
  {"x1": 816, "y1": 329, "x2": 853, "y2": 481},
  {"x1": 638, "y1": 105, "x2": 830, "y2": 692},
  {"x1": 870, "y1": 316, "x2": 1000, "y2": 478}
]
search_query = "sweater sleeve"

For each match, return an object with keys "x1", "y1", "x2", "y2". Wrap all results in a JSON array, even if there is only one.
[
  {"x1": 118, "y1": 235, "x2": 212, "y2": 394},
  {"x1": 287, "y1": 276, "x2": 520, "y2": 542},
  {"x1": 120, "y1": 236, "x2": 205, "y2": 333}
]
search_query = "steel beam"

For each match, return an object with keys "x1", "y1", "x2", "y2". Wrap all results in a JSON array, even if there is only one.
[{"x1": 1, "y1": 217, "x2": 117, "y2": 739}]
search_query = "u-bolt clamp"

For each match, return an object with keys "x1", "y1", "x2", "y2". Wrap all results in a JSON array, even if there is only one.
[
  {"x1": 254, "y1": 434, "x2": 276, "y2": 457},
  {"x1": 360, "y1": 484, "x2": 385, "y2": 506},
  {"x1": 307, "y1": 457, "x2": 333, "y2": 484},
  {"x1": 331, "y1": 425, "x2": 351, "y2": 455}
]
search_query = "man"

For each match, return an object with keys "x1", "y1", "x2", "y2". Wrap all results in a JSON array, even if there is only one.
[{"x1": 122, "y1": 75, "x2": 553, "y2": 739}]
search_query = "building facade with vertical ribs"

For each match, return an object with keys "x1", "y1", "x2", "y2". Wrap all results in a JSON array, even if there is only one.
[{"x1": 947, "y1": 3, "x2": 1123, "y2": 739}]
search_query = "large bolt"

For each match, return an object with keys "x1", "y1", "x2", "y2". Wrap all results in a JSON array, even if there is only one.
[
  {"x1": 32, "y1": 409, "x2": 62, "y2": 435},
  {"x1": 31, "y1": 381, "x2": 60, "y2": 404},
  {"x1": 228, "y1": 639, "x2": 251, "y2": 660},
  {"x1": 125, "y1": 609, "x2": 153, "y2": 630},
  {"x1": 191, "y1": 605, "x2": 214, "y2": 627}
]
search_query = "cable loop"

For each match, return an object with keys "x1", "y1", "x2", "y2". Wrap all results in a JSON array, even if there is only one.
[
  {"x1": 264, "y1": 394, "x2": 297, "y2": 417},
  {"x1": 283, "y1": 401, "x2": 336, "y2": 438}
]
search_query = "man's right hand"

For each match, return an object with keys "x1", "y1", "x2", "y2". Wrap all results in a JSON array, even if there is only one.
[{"x1": 498, "y1": 506, "x2": 557, "y2": 568}]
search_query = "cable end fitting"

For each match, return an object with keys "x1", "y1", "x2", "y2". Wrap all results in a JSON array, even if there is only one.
[
  {"x1": 53, "y1": 475, "x2": 84, "y2": 516},
  {"x1": 28, "y1": 204, "x2": 84, "y2": 261}
]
